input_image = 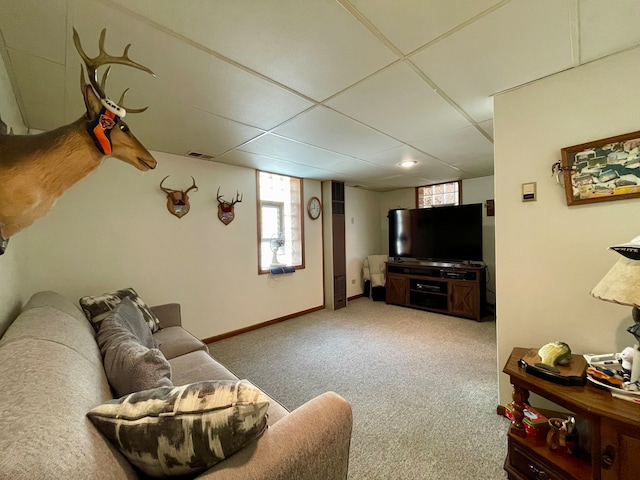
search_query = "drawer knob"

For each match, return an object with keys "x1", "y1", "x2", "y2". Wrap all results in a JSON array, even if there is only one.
[
  {"x1": 602, "y1": 445, "x2": 616, "y2": 469},
  {"x1": 528, "y1": 463, "x2": 550, "y2": 479}
]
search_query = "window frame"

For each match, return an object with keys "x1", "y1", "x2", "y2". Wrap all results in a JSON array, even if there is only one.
[
  {"x1": 415, "y1": 180, "x2": 462, "y2": 208},
  {"x1": 256, "y1": 170, "x2": 305, "y2": 274}
]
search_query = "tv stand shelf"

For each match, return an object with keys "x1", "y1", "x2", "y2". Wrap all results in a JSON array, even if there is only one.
[{"x1": 385, "y1": 261, "x2": 486, "y2": 321}]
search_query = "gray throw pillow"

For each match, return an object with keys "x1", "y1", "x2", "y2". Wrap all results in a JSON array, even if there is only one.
[
  {"x1": 103, "y1": 339, "x2": 172, "y2": 398},
  {"x1": 107, "y1": 297, "x2": 155, "y2": 349},
  {"x1": 79, "y1": 287, "x2": 160, "y2": 333},
  {"x1": 97, "y1": 304, "x2": 172, "y2": 397},
  {"x1": 87, "y1": 380, "x2": 269, "y2": 477}
]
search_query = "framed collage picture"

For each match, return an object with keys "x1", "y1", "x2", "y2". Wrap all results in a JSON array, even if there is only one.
[{"x1": 561, "y1": 130, "x2": 640, "y2": 206}]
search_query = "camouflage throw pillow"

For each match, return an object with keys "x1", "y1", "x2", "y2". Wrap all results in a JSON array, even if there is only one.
[
  {"x1": 87, "y1": 380, "x2": 269, "y2": 477},
  {"x1": 79, "y1": 287, "x2": 160, "y2": 333}
]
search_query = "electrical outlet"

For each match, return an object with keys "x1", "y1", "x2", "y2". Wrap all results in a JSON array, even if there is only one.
[{"x1": 351, "y1": 279, "x2": 356, "y2": 284}]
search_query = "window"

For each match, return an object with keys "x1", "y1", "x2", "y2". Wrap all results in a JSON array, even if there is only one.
[
  {"x1": 416, "y1": 181, "x2": 461, "y2": 208},
  {"x1": 257, "y1": 171, "x2": 304, "y2": 273}
]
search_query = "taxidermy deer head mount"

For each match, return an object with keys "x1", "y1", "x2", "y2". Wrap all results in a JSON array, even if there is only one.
[
  {"x1": 160, "y1": 176, "x2": 198, "y2": 218},
  {"x1": 0, "y1": 28, "x2": 156, "y2": 255},
  {"x1": 216, "y1": 187, "x2": 243, "y2": 225}
]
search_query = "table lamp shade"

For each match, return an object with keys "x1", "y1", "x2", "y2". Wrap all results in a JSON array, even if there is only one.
[{"x1": 590, "y1": 256, "x2": 640, "y2": 307}]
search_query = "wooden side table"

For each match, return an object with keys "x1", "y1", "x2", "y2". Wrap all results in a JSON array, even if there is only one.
[{"x1": 503, "y1": 347, "x2": 640, "y2": 480}]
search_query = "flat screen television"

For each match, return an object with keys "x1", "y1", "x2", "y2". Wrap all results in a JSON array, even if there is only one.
[{"x1": 388, "y1": 204, "x2": 483, "y2": 263}]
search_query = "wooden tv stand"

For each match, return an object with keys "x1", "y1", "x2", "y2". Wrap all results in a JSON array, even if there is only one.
[{"x1": 385, "y1": 260, "x2": 486, "y2": 321}]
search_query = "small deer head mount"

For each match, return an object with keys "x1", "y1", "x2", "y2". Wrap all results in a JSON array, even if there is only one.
[
  {"x1": 160, "y1": 176, "x2": 198, "y2": 218},
  {"x1": 217, "y1": 187, "x2": 243, "y2": 225}
]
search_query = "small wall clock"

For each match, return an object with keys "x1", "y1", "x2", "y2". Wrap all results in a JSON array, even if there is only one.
[{"x1": 307, "y1": 196, "x2": 322, "y2": 220}]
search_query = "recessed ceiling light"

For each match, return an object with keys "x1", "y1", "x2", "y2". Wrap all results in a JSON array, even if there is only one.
[{"x1": 399, "y1": 160, "x2": 417, "y2": 168}]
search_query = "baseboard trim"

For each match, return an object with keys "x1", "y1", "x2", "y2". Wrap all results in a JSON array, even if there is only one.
[
  {"x1": 348, "y1": 293, "x2": 364, "y2": 301},
  {"x1": 204, "y1": 305, "x2": 325, "y2": 344}
]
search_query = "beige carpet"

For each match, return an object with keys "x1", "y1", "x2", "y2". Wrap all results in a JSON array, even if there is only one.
[{"x1": 209, "y1": 298, "x2": 509, "y2": 479}]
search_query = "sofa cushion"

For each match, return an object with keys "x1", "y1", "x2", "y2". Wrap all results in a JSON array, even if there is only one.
[
  {"x1": 97, "y1": 304, "x2": 172, "y2": 397},
  {"x1": 153, "y1": 325, "x2": 208, "y2": 359},
  {"x1": 169, "y1": 350, "x2": 290, "y2": 426},
  {"x1": 79, "y1": 287, "x2": 160, "y2": 333},
  {"x1": 87, "y1": 380, "x2": 269, "y2": 477}
]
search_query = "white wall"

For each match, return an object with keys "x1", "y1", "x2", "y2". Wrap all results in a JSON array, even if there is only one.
[
  {"x1": 494, "y1": 47, "x2": 640, "y2": 404},
  {"x1": 21, "y1": 151, "x2": 324, "y2": 339},
  {"x1": 345, "y1": 186, "x2": 382, "y2": 297}
]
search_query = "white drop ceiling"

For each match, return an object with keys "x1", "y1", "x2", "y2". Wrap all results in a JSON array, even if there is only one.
[{"x1": 1, "y1": 0, "x2": 639, "y2": 191}]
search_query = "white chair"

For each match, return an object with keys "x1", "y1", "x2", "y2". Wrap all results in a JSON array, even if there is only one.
[{"x1": 363, "y1": 255, "x2": 387, "y2": 301}]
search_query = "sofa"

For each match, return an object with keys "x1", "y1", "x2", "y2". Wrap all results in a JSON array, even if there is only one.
[{"x1": 0, "y1": 290, "x2": 352, "y2": 479}]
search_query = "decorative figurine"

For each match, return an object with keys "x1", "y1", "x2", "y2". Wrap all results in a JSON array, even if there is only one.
[
  {"x1": 617, "y1": 346, "x2": 635, "y2": 382},
  {"x1": 547, "y1": 416, "x2": 577, "y2": 455},
  {"x1": 535, "y1": 341, "x2": 572, "y2": 373}
]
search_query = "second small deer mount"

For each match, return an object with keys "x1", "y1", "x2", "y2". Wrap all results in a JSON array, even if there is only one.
[
  {"x1": 160, "y1": 176, "x2": 198, "y2": 218},
  {"x1": 217, "y1": 187, "x2": 243, "y2": 225}
]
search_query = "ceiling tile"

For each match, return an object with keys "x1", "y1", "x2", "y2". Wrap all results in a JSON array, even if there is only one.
[
  {"x1": 0, "y1": 0, "x2": 67, "y2": 64},
  {"x1": 579, "y1": 0, "x2": 640, "y2": 63},
  {"x1": 363, "y1": 144, "x2": 461, "y2": 183},
  {"x1": 374, "y1": 174, "x2": 433, "y2": 189},
  {"x1": 123, "y1": 96, "x2": 264, "y2": 158},
  {"x1": 410, "y1": 0, "x2": 574, "y2": 123},
  {"x1": 108, "y1": 0, "x2": 397, "y2": 101},
  {"x1": 216, "y1": 150, "x2": 332, "y2": 180},
  {"x1": 350, "y1": 0, "x2": 503, "y2": 54},
  {"x1": 272, "y1": 106, "x2": 402, "y2": 158},
  {"x1": 8, "y1": 49, "x2": 65, "y2": 130},
  {"x1": 239, "y1": 133, "x2": 355, "y2": 169},
  {"x1": 407, "y1": 163, "x2": 462, "y2": 183},
  {"x1": 364, "y1": 145, "x2": 439, "y2": 167},
  {"x1": 326, "y1": 62, "x2": 470, "y2": 143},
  {"x1": 326, "y1": 159, "x2": 393, "y2": 179},
  {"x1": 70, "y1": 2, "x2": 313, "y2": 131},
  {"x1": 453, "y1": 157, "x2": 495, "y2": 178},
  {"x1": 411, "y1": 126, "x2": 494, "y2": 166}
]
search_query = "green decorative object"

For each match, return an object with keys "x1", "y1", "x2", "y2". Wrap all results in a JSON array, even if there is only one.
[{"x1": 535, "y1": 341, "x2": 572, "y2": 373}]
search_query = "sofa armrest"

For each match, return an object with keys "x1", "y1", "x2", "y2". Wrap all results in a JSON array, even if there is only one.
[
  {"x1": 197, "y1": 391, "x2": 352, "y2": 480},
  {"x1": 150, "y1": 303, "x2": 182, "y2": 328}
]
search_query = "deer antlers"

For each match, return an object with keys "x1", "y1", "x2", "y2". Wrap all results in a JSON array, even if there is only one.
[
  {"x1": 216, "y1": 187, "x2": 243, "y2": 206},
  {"x1": 73, "y1": 28, "x2": 155, "y2": 115},
  {"x1": 160, "y1": 176, "x2": 198, "y2": 196}
]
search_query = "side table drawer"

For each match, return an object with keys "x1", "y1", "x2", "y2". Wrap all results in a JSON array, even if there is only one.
[{"x1": 507, "y1": 440, "x2": 572, "y2": 480}]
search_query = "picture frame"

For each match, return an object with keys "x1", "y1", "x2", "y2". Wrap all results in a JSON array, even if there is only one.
[{"x1": 561, "y1": 130, "x2": 640, "y2": 206}]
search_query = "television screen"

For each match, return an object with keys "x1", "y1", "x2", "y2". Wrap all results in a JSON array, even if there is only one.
[{"x1": 388, "y1": 204, "x2": 483, "y2": 263}]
